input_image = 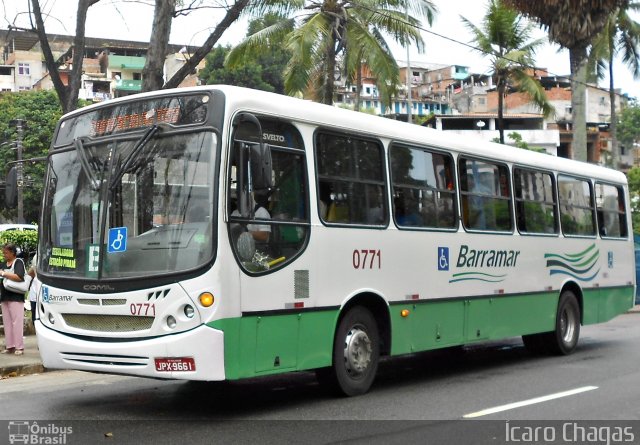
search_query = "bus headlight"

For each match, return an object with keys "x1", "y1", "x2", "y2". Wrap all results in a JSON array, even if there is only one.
[
  {"x1": 48, "y1": 313, "x2": 55, "y2": 324},
  {"x1": 199, "y1": 292, "x2": 214, "y2": 307},
  {"x1": 166, "y1": 315, "x2": 177, "y2": 329},
  {"x1": 184, "y1": 305, "x2": 195, "y2": 318}
]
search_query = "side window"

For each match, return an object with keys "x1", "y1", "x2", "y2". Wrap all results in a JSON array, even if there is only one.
[
  {"x1": 558, "y1": 175, "x2": 596, "y2": 236},
  {"x1": 595, "y1": 183, "x2": 627, "y2": 238},
  {"x1": 390, "y1": 144, "x2": 456, "y2": 229},
  {"x1": 315, "y1": 132, "x2": 387, "y2": 226},
  {"x1": 228, "y1": 117, "x2": 309, "y2": 273},
  {"x1": 514, "y1": 168, "x2": 558, "y2": 234},
  {"x1": 459, "y1": 157, "x2": 512, "y2": 231}
]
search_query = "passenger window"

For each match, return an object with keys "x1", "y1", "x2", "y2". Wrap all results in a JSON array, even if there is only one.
[
  {"x1": 390, "y1": 144, "x2": 456, "y2": 229},
  {"x1": 595, "y1": 183, "x2": 627, "y2": 238},
  {"x1": 315, "y1": 132, "x2": 387, "y2": 226},
  {"x1": 558, "y1": 175, "x2": 596, "y2": 236},
  {"x1": 514, "y1": 168, "x2": 558, "y2": 234},
  {"x1": 459, "y1": 158, "x2": 512, "y2": 231},
  {"x1": 228, "y1": 118, "x2": 309, "y2": 273}
]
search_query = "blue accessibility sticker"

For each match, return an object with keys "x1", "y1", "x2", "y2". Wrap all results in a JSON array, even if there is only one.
[
  {"x1": 438, "y1": 247, "x2": 449, "y2": 271},
  {"x1": 107, "y1": 227, "x2": 127, "y2": 253}
]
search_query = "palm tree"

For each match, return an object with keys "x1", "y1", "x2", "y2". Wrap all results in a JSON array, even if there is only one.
[
  {"x1": 504, "y1": 0, "x2": 627, "y2": 162},
  {"x1": 589, "y1": 2, "x2": 640, "y2": 167},
  {"x1": 227, "y1": 0, "x2": 437, "y2": 106},
  {"x1": 462, "y1": 0, "x2": 553, "y2": 145}
]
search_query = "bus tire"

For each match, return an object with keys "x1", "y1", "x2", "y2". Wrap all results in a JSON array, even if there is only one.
[
  {"x1": 546, "y1": 290, "x2": 581, "y2": 355},
  {"x1": 326, "y1": 306, "x2": 380, "y2": 396},
  {"x1": 523, "y1": 291, "x2": 581, "y2": 355}
]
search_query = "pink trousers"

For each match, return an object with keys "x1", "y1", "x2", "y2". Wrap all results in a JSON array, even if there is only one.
[{"x1": 1, "y1": 301, "x2": 24, "y2": 350}]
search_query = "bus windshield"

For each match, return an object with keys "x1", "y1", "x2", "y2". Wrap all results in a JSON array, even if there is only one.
[{"x1": 41, "y1": 130, "x2": 217, "y2": 279}]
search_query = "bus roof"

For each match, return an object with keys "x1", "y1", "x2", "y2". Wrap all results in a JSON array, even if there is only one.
[{"x1": 212, "y1": 85, "x2": 626, "y2": 185}]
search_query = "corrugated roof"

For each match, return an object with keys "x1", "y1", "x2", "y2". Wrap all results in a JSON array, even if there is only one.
[
  {"x1": 0, "y1": 29, "x2": 39, "y2": 51},
  {"x1": 0, "y1": 28, "x2": 198, "y2": 54}
]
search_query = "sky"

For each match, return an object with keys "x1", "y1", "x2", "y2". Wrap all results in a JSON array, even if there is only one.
[{"x1": 2, "y1": 0, "x2": 639, "y2": 98}]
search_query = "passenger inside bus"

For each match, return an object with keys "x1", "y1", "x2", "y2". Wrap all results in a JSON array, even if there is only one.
[
  {"x1": 395, "y1": 195, "x2": 423, "y2": 226},
  {"x1": 318, "y1": 181, "x2": 332, "y2": 220},
  {"x1": 366, "y1": 192, "x2": 385, "y2": 224},
  {"x1": 231, "y1": 191, "x2": 271, "y2": 243}
]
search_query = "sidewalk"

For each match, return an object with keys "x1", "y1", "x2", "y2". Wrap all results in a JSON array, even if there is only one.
[
  {"x1": 0, "y1": 334, "x2": 44, "y2": 378},
  {"x1": 0, "y1": 305, "x2": 639, "y2": 379}
]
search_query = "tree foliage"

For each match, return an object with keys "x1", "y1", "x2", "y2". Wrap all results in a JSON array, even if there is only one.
[
  {"x1": 462, "y1": 0, "x2": 553, "y2": 144},
  {"x1": 199, "y1": 45, "x2": 279, "y2": 92},
  {"x1": 0, "y1": 230, "x2": 38, "y2": 260},
  {"x1": 228, "y1": 0, "x2": 437, "y2": 105},
  {"x1": 627, "y1": 166, "x2": 640, "y2": 233},
  {"x1": 201, "y1": 14, "x2": 292, "y2": 94},
  {"x1": 589, "y1": 2, "x2": 640, "y2": 168},
  {"x1": 0, "y1": 91, "x2": 62, "y2": 224},
  {"x1": 504, "y1": 0, "x2": 628, "y2": 162},
  {"x1": 618, "y1": 99, "x2": 640, "y2": 149}
]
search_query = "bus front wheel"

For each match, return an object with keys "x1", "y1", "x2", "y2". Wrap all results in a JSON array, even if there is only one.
[{"x1": 319, "y1": 306, "x2": 380, "y2": 396}]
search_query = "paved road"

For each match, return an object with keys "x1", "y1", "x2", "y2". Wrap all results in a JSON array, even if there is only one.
[{"x1": 1, "y1": 312, "x2": 639, "y2": 444}]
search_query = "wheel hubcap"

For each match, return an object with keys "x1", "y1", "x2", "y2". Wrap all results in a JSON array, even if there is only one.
[
  {"x1": 561, "y1": 306, "x2": 576, "y2": 343},
  {"x1": 343, "y1": 326, "x2": 372, "y2": 377}
]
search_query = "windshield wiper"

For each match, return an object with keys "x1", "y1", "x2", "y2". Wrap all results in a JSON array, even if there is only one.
[
  {"x1": 74, "y1": 138, "x2": 100, "y2": 190},
  {"x1": 109, "y1": 125, "x2": 161, "y2": 190}
]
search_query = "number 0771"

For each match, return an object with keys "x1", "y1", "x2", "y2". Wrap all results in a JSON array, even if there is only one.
[{"x1": 352, "y1": 249, "x2": 381, "y2": 269}]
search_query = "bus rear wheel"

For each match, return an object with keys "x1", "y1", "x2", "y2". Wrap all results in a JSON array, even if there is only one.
[
  {"x1": 522, "y1": 290, "x2": 580, "y2": 355},
  {"x1": 547, "y1": 290, "x2": 581, "y2": 355},
  {"x1": 318, "y1": 306, "x2": 380, "y2": 396}
]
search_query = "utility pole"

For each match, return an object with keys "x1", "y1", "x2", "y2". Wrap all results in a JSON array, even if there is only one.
[{"x1": 10, "y1": 119, "x2": 25, "y2": 223}]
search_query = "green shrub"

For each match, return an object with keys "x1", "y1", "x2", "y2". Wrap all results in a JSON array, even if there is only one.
[{"x1": 0, "y1": 230, "x2": 37, "y2": 261}]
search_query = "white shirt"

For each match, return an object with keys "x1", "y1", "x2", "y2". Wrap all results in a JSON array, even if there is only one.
[{"x1": 231, "y1": 207, "x2": 271, "y2": 233}]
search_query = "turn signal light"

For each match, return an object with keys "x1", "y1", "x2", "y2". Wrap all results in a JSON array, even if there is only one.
[
  {"x1": 401, "y1": 309, "x2": 410, "y2": 318},
  {"x1": 199, "y1": 292, "x2": 215, "y2": 307}
]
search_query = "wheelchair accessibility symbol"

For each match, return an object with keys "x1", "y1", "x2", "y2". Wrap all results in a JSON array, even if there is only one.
[
  {"x1": 108, "y1": 227, "x2": 127, "y2": 253},
  {"x1": 438, "y1": 247, "x2": 449, "y2": 271}
]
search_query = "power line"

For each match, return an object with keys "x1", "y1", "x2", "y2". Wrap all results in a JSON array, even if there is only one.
[{"x1": 354, "y1": 3, "x2": 629, "y2": 97}]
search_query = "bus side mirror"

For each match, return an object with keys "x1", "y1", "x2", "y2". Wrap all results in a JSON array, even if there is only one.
[
  {"x1": 231, "y1": 111, "x2": 273, "y2": 198},
  {"x1": 250, "y1": 143, "x2": 272, "y2": 191},
  {"x1": 5, "y1": 166, "x2": 17, "y2": 208}
]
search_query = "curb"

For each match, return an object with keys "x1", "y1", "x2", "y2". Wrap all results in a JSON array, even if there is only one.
[{"x1": 0, "y1": 363, "x2": 46, "y2": 379}]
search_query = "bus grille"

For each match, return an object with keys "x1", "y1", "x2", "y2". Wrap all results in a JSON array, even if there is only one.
[{"x1": 62, "y1": 314, "x2": 154, "y2": 332}]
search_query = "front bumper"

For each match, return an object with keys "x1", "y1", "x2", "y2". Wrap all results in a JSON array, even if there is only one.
[{"x1": 36, "y1": 322, "x2": 226, "y2": 381}]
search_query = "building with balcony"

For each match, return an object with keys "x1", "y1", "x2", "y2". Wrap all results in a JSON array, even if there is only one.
[
  {"x1": 425, "y1": 113, "x2": 560, "y2": 155},
  {"x1": 334, "y1": 60, "x2": 455, "y2": 119},
  {"x1": 0, "y1": 28, "x2": 204, "y2": 102},
  {"x1": 443, "y1": 68, "x2": 630, "y2": 166}
]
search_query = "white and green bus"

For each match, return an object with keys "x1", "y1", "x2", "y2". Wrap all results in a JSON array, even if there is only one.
[{"x1": 35, "y1": 85, "x2": 635, "y2": 395}]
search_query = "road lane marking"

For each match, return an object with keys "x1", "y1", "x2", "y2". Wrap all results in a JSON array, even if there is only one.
[{"x1": 463, "y1": 386, "x2": 599, "y2": 418}]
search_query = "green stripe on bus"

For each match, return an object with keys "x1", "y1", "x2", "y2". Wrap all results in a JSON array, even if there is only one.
[
  {"x1": 209, "y1": 286, "x2": 634, "y2": 379},
  {"x1": 582, "y1": 286, "x2": 635, "y2": 325}
]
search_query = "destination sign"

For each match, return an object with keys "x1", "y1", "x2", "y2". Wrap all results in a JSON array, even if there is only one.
[{"x1": 55, "y1": 93, "x2": 209, "y2": 146}]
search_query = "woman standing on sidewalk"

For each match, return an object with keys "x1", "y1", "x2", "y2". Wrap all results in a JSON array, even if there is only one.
[{"x1": 0, "y1": 243, "x2": 26, "y2": 355}]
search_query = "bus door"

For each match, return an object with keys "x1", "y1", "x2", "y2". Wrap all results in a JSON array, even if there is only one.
[{"x1": 228, "y1": 113, "x2": 311, "y2": 373}]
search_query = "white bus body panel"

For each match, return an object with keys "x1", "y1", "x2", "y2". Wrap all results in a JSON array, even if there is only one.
[
  {"x1": 35, "y1": 279, "x2": 230, "y2": 380},
  {"x1": 36, "y1": 322, "x2": 226, "y2": 380}
]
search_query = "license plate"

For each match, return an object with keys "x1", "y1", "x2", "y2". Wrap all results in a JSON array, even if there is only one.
[{"x1": 154, "y1": 357, "x2": 196, "y2": 372}]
